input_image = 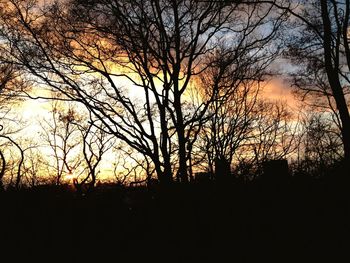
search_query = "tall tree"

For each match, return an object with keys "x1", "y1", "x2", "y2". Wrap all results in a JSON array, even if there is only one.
[{"x1": 260, "y1": 0, "x2": 350, "y2": 163}]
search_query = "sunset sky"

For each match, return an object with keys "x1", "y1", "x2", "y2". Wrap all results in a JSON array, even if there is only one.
[
  {"x1": 6, "y1": 74, "x2": 297, "y2": 185},
  {"x1": 1, "y1": 0, "x2": 346, "y2": 188}
]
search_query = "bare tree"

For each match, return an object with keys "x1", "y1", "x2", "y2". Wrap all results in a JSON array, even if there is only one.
[
  {"x1": 0, "y1": 0, "x2": 287, "y2": 184},
  {"x1": 293, "y1": 111, "x2": 344, "y2": 176},
  {"x1": 0, "y1": 116, "x2": 27, "y2": 190},
  {"x1": 258, "y1": 0, "x2": 350, "y2": 163},
  {"x1": 0, "y1": 63, "x2": 25, "y2": 189},
  {"x1": 0, "y1": 128, "x2": 33, "y2": 189},
  {"x1": 247, "y1": 100, "x2": 299, "y2": 173},
  {"x1": 39, "y1": 101, "x2": 83, "y2": 185},
  {"x1": 21, "y1": 146, "x2": 46, "y2": 187},
  {"x1": 72, "y1": 116, "x2": 114, "y2": 193},
  {"x1": 195, "y1": 95, "x2": 299, "y2": 179},
  {"x1": 192, "y1": 36, "x2": 287, "y2": 178},
  {"x1": 195, "y1": 80, "x2": 261, "y2": 177}
]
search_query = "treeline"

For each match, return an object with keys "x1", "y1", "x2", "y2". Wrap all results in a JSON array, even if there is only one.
[{"x1": 0, "y1": 0, "x2": 349, "y2": 189}]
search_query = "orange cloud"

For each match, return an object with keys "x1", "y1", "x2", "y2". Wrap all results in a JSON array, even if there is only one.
[{"x1": 262, "y1": 78, "x2": 298, "y2": 109}]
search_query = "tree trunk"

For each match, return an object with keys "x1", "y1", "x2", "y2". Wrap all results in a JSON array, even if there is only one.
[
  {"x1": 0, "y1": 150, "x2": 5, "y2": 191},
  {"x1": 158, "y1": 171, "x2": 172, "y2": 186},
  {"x1": 327, "y1": 74, "x2": 350, "y2": 162},
  {"x1": 321, "y1": 0, "x2": 350, "y2": 163},
  {"x1": 154, "y1": 159, "x2": 172, "y2": 186},
  {"x1": 178, "y1": 131, "x2": 188, "y2": 183},
  {"x1": 175, "y1": 103, "x2": 188, "y2": 183}
]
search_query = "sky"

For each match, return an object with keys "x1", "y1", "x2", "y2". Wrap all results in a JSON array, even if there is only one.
[
  {"x1": 0, "y1": 0, "x2": 306, "y2": 185},
  {"x1": 8, "y1": 75, "x2": 298, "y2": 183}
]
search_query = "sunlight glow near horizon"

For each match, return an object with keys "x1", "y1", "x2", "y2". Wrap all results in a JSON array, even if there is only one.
[{"x1": 15, "y1": 77, "x2": 297, "y2": 183}]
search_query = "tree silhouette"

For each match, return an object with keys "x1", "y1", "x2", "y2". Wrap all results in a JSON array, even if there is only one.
[
  {"x1": 0, "y1": 63, "x2": 27, "y2": 189},
  {"x1": 0, "y1": 0, "x2": 286, "y2": 184},
  {"x1": 260, "y1": 0, "x2": 350, "y2": 164},
  {"x1": 74, "y1": 116, "x2": 114, "y2": 193},
  {"x1": 39, "y1": 101, "x2": 83, "y2": 185}
]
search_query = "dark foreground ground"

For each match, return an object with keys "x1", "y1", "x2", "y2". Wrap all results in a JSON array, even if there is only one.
[{"x1": 0, "y1": 171, "x2": 349, "y2": 262}]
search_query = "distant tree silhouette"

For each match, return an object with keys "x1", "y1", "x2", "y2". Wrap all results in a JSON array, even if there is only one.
[
  {"x1": 248, "y1": 100, "x2": 299, "y2": 173},
  {"x1": 196, "y1": 80, "x2": 260, "y2": 177},
  {"x1": 74, "y1": 116, "x2": 114, "y2": 192},
  {"x1": 113, "y1": 143, "x2": 158, "y2": 185},
  {"x1": 195, "y1": 73, "x2": 299, "y2": 179},
  {"x1": 294, "y1": 111, "x2": 344, "y2": 176},
  {"x1": 21, "y1": 146, "x2": 46, "y2": 187},
  {"x1": 39, "y1": 101, "x2": 83, "y2": 185}
]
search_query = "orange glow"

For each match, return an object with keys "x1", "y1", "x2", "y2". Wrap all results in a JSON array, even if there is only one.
[
  {"x1": 12, "y1": 76, "x2": 298, "y2": 183},
  {"x1": 262, "y1": 78, "x2": 297, "y2": 107}
]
